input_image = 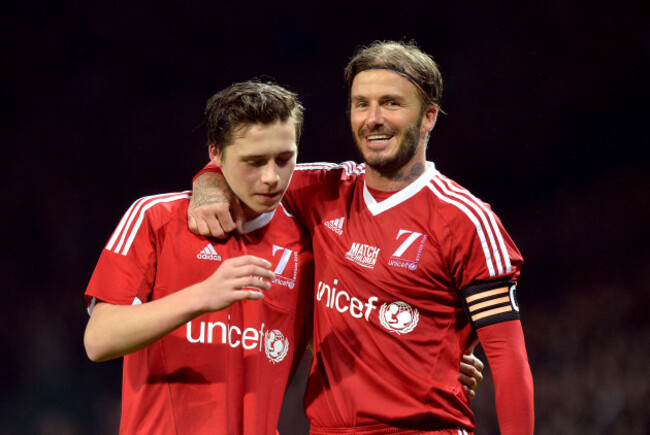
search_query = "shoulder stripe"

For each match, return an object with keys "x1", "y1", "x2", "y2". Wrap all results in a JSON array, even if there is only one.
[
  {"x1": 429, "y1": 175, "x2": 511, "y2": 276},
  {"x1": 295, "y1": 162, "x2": 338, "y2": 170},
  {"x1": 106, "y1": 193, "x2": 174, "y2": 253},
  {"x1": 106, "y1": 192, "x2": 190, "y2": 256},
  {"x1": 426, "y1": 182, "x2": 496, "y2": 277},
  {"x1": 437, "y1": 176, "x2": 512, "y2": 274},
  {"x1": 295, "y1": 161, "x2": 365, "y2": 177},
  {"x1": 434, "y1": 176, "x2": 506, "y2": 273}
]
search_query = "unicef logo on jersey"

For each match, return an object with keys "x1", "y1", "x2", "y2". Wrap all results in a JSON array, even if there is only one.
[
  {"x1": 387, "y1": 230, "x2": 427, "y2": 271},
  {"x1": 271, "y1": 245, "x2": 297, "y2": 289},
  {"x1": 264, "y1": 330, "x2": 289, "y2": 363},
  {"x1": 379, "y1": 301, "x2": 419, "y2": 334}
]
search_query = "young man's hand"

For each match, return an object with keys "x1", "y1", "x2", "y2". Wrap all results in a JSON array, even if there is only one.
[
  {"x1": 188, "y1": 172, "x2": 245, "y2": 237},
  {"x1": 197, "y1": 255, "x2": 275, "y2": 312}
]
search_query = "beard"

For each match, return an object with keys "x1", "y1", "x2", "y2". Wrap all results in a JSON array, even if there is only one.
[{"x1": 355, "y1": 122, "x2": 422, "y2": 175}]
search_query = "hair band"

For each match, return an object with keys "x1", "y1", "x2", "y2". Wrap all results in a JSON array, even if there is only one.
[{"x1": 356, "y1": 66, "x2": 426, "y2": 92}]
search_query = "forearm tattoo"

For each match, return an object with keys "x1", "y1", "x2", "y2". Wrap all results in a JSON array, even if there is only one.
[{"x1": 190, "y1": 176, "x2": 232, "y2": 208}]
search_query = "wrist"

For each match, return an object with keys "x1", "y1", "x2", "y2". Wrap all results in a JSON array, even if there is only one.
[{"x1": 181, "y1": 281, "x2": 213, "y2": 317}]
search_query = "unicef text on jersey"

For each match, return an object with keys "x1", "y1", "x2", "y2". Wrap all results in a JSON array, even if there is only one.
[
  {"x1": 185, "y1": 318, "x2": 290, "y2": 364},
  {"x1": 316, "y1": 278, "x2": 420, "y2": 334}
]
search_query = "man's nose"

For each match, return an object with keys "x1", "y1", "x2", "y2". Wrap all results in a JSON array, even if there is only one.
[
  {"x1": 365, "y1": 103, "x2": 385, "y2": 127},
  {"x1": 261, "y1": 163, "x2": 280, "y2": 185}
]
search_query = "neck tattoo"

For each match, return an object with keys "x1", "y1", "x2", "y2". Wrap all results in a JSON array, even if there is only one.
[{"x1": 392, "y1": 162, "x2": 426, "y2": 183}]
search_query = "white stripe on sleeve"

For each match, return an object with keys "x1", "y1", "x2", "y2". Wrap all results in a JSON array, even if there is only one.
[
  {"x1": 106, "y1": 192, "x2": 190, "y2": 256},
  {"x1": 294, "y1": 161, "x2": 365, "y2": 177},
  {"x1": 432, "y1": 176, "x2": 508, "y2": 275},
  {"x1": 438, "y1": 176, "x2": 512, "y2": 273},
  {"x1": 427, "y1": 182, "x2": 496, "y2": 277}
]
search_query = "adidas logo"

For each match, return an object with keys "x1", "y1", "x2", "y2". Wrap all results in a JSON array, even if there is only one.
[
  {"x1": 197, "y1": 244, "x2": 222, "y2": 261},
  {"x1": 324, "y1": 217, "x2": 344, "y2": 235}
]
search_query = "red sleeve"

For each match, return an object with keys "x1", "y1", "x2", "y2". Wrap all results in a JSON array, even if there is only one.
[
  {"x1": 477, "y1": 320, "x2": 534, "y2": 435},
  {"x1": 433, "y1": 175, "x2": 523, "y2": 291},
  {"x1": 85, "y1": 193, "x2": 185, "y2": 309},
  {"x1": 192, "y1": 160, "x2": 318, "y2": 221},
  {"x1": 193, "y1": 161, "x2": 220, "y2": 182},
  {"x1": 193, "y1": 161, "x2": 363, "y2": 230},
  {"x1": 282, "y1": 162, "x2": 364, "y2": 228}
]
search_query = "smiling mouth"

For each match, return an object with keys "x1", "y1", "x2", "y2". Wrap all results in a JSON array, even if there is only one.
[{"x1": 366, "y1": 134, "x2": 393, "y2": 141}]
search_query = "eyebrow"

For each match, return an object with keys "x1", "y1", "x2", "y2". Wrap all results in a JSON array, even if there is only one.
[
  {"x1": 380, "y1": 94, "x2": 407, "y2": 102},
  {"x1": 240, "y1": 150, "x2": 296, "y2": 159},
  {"x1": 351, "y1": 94, "x2": 406, "y2": 102}
]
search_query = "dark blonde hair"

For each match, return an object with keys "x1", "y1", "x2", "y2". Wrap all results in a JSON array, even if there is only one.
[
  {"x1": 205, "y1": 80, "x2": 304, "y2": 153},
  {"x1": 344, "y1": 40, "x2": 443, "y2": 112}
]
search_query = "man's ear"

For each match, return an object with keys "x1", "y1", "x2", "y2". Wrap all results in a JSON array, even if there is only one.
[
  {"x1": 421, "y1": 106, "x2": 438, "y2": 134},
  {"x1": 208, "y1": 144, "x2": 223, "y2": 168}
]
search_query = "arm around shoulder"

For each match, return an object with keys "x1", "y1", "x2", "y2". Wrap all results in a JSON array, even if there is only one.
[{"x1": 189, "y1": 170, "x2": 244, "y2": 237}]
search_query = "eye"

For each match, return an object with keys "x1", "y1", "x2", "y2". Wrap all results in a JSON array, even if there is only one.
[
  {"x1": 385, "y1": 100, "x2": 400, "y2": 108},
  {"x1": 246, "y1": 159, "x2": 265, "y2": 168},
  {"x1": 353, "y1": 100, "x2": 368, "y2": 109},
  {"x1": 275, "y1": 155, "x2": 294, "y2": 167}
]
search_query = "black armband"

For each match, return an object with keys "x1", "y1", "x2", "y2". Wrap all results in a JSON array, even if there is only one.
[{"x1": 461, "y1": 280, "x2": 520, "y2": 330}]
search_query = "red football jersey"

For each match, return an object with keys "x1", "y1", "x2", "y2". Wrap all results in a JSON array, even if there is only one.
[
  {"x1": 279, "y1": 162, "x2": 524, "y2": 434},
  {"x1": 85, "y1": 192, "x2": 313, "y2": 435}
]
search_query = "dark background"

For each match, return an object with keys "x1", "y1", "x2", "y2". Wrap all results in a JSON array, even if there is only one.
[{"x1": 2, "y1": 1, "x2": 649, "y2": 434}]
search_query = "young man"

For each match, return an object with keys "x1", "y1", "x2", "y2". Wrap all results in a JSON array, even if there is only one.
[
  {"x1": 84, "y1": 81, "x2": 315, "y2": 434},
  {"x1": 190, "y1": 41, "x2": 534, "y2": 434}
]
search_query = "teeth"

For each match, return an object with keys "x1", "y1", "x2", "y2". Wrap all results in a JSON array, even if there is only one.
[{"x1": 367, "y1": 135, "x2": 392, "y2": 141}]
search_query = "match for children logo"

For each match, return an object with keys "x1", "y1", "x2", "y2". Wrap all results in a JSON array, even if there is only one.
[{"x1": 345, "y1": 242, "x2": 380, "y2": 269}]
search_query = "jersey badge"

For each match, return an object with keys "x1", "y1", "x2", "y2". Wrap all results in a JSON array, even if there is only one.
[
  {"x1": 324, "y1": 217, "x2": 345, "y2": 235},
  {"x1": 264, "y1": 329, "x2": 289, "y2": 363},
  {"x1": 271, "y1": 245, "x2": 297, "y2": 289},
  {"x1": 379, "y1": 301, "x2": 419, "y2": 334},
  {"x1": 344, "y1": 242, "x2": 380, "y2": 269},
  {"x1": 387, "y1": 230, "x2": 427, "y2": 271},
  {"x1": 197, "y1": 243, "x2": 222, "y2": 261}
]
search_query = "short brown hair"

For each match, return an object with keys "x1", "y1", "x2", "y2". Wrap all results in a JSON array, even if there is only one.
[
  {"x1": 344, "y1": 40, "x2": 443, "y2": 111},
  {"x1": 205, "y1": 80, "x2": 304, "y2": 153}
]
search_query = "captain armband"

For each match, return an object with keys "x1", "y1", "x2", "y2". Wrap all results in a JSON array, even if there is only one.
[{"x1": 461, "y1": 281, "x2": 520, "y2": 330}]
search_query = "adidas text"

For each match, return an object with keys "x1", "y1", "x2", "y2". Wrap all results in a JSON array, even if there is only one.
[
  {"x1": 325, "y1": 217, "x2": 344, "y2": 235},
  {"x1": 197, "y1": 244, "x2": 221, "y2": 261}
]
